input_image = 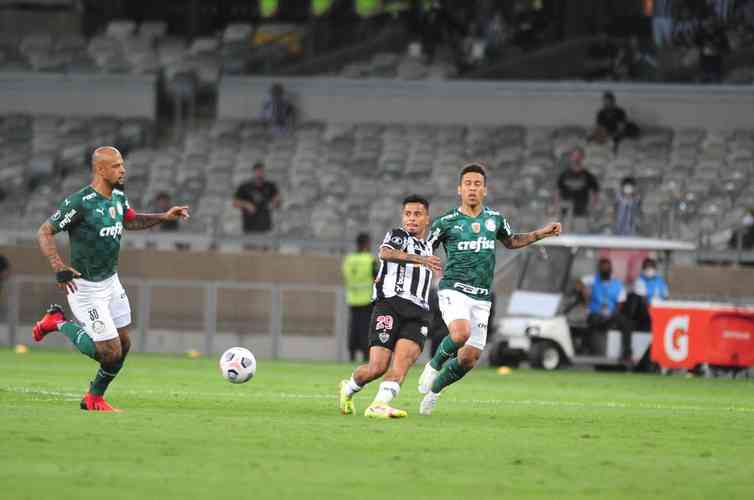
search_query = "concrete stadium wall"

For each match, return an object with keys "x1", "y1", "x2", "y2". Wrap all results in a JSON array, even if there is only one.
[
  {"x1": 0, "y1": 72, "x2": 156, "y2": 118},
  {"x1": 218, "y1": 77, "x2": 754, "y2": 130}
]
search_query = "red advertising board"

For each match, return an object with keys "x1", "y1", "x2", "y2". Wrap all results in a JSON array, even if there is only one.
[{"x1": 651, "y1": 301, "x2": 754, "y2": 369}]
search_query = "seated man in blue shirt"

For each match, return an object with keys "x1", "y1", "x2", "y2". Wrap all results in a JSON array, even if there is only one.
[
  {"x1": 628, "y1": 258, "x2": 670, "y2": 331},
  {"x1": 581, "y1": 258, "x2": 634, "y2": 364}
]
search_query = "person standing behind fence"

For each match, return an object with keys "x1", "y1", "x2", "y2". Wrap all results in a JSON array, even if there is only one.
[
  {"x1": 342, "y1": 233, "x2": 377, "y2": 362},
  {"x1": 556, "y1": 147, "x2": 599, "y2": 234},
  {"x1": 613, "y1": 177, "x2": 642, "y2": 236}
]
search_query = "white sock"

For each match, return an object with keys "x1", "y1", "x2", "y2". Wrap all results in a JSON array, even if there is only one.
[
  {"x1": 345, "y1": 376, "x2": 362, "y2": 397},
  {"x1": 373, "y1": 381, "x2": 400, "y2": 405}
]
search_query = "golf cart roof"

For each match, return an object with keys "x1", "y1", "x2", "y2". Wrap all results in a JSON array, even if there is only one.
[{"x1": 535, "y1": 234, "x2": 696, "y2": 251}]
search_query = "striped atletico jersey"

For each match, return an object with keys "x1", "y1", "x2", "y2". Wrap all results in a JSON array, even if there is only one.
[{"x1": 373, "y1": 228, "x2": 433, "y2": 310}]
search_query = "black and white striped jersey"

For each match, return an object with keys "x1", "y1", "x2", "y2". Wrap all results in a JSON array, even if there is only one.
[{"x1": 373, "y1": 228, "x2": 433, "y2": 310}]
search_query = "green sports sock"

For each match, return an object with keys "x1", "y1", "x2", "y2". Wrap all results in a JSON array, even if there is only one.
[
  {"x1": 430, "y1": 336, "x2": 463, "y2": 370},
  {"x1": 90, "y1": 359, "x2": 124, "y2": 396},
  {"x1": 58, "y1": 322, "x2": 97, "y2": 360},
  {"x1": 431, "y1": 358, "x2": 471, "y2": 393}
]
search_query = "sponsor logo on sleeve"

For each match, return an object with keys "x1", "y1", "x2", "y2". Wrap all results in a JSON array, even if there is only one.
[
  {"x1": 58, "y1": 209, "x2": 77, "y2": 229},
  {"x1": 51, "y1": 210, "x2": 61, "y2": 221},
  {"x1": 83, "y1": 192, "x2": 97, "y2": 201}
]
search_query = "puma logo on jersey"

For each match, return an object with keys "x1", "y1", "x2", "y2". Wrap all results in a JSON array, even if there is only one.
[
  {"x1": 95, "y1": 208, "x2": 105, "y2": 215},
  {"x1": 457, "y1": 237, "x2": 495, "y2": 252},
  {"x1": 58, "y1": 209, "x2": 77, "y2": 229},
  {"x1": 99, "y1": 222, "x2": 123, "y2": 238},
  {"x1": 452, "y1": 224, "x2": 464, "y2": 232}
]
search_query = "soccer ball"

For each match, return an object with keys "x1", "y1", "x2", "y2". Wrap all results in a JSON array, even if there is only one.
[{"x1": 219, "y1": 347, "x2": 256, "y2": 384}]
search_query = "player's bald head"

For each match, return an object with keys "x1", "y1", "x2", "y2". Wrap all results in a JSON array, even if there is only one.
[{"x1": 91, "y1": 146, "x2": 123, "y2": 169}]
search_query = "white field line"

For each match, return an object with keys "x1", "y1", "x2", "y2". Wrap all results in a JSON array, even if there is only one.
[{"x1": 3, "y1": 386, "x2": 754, "y2": 414}]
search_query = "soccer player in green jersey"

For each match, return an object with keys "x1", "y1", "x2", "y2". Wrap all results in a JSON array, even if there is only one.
[
  {"x1": 32, "y1": 146, "x2": 189, "y2": 412},
  {"x1": 418, "y1": 163, "x2": 561, "y2": 415}
]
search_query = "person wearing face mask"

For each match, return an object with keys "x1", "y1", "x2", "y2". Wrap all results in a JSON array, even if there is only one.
[
  {"x1": 613, "y1": 177, "x2": 641, "y2": 237},
  {"x1": 727, "y1": 209, "x2": 754, "y2": 250},
  {"x1": 629, "y1": 258, "x2": 669, "y2": 332},
  {"x1": 580, "y1": 258, "x2": 634, "y2": 366}
]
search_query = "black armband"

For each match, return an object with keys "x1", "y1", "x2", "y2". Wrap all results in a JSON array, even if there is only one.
[{"x1": 56, "y1": 270, "x2": 75, "y2": 283}]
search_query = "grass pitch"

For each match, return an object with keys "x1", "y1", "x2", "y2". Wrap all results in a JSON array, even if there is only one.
[{"x1": 1, "y1": 348, "x2": 753, "y2": 500}]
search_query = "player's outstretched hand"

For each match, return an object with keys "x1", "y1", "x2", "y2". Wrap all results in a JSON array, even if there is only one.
[
  {"x1": 422, "y1": 255, "x2": 443, "y2": 273},
  {"x1": 56, "y1": 266, "x2": 81, "y2": 294},
  {"x1": 164, "y1": 206, "x2": 190, "y2": 221},
  {"x1": 539, "y1": 222, "x2": 562, "y2": 239}
]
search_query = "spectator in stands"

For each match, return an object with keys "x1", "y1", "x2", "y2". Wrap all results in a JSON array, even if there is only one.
[
  {"x1": 695, "y1": 16, "x2": 730, "y2": 82},
  {"x1": 613, "y1": 177, "x2": 642, "y2": 236},
  {"x1": 0, "y1": 254, "x2": 8, "y2": 290},
  {"x1": 728, "y1": 208, "x2": 754, "y2": 249},
  {"x1": 673, "y1": 6, "x2": 701, "y2": 48},
  {"x1": 482, "y1": 10, "x2": 511, "y2": 60},
  {"x1": 233, "y1": 163, "x2": 280, "y2": 233},
  {"x1": 342, "y1": 233, "x2": 377, "y2": 362},
  {"x1": 261, "y1": 83, "x2": 295, "y2": 135},
  {"x1": 153, "y1": 192, "x2": 179, "y2": 231},
  {"x1": 652, "y1": 0, "x2": 675, "y2": 47},
  {"x1": 584, "y1": 30, "x2": 619, "y2": 80},
  {"x1": 556, "y1": 147, "x2": 599, "y2": 234},
  {"x1": 580, "y1": 258, "x2": 634, "y2": 365},
  {"x1": 589, "y1": 91, "x2": 640, "y2": 152},
  {"x1": 510, "y1": 0, "x2": 541, "y2": 51},
  {"x1": 614, "y1": 36, "x2": 655, "y2": 81}
]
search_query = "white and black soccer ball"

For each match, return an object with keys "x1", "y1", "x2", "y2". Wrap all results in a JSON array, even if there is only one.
[{"x1": 219, "y1": 347, "x2": 256, "y2": 384}]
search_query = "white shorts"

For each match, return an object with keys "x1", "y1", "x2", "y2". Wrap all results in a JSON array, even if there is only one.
[
  {"x1": 66, "y1": 273, "x2": 132, "y2": 342},
  {"x1": 437, "y1": 289, "x2": 492, "y2": 350}
]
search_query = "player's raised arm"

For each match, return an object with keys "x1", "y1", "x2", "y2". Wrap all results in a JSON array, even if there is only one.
[
  {"x1": 123, "y1": 205, "x2": 190, "y2": 231},
  {"x1": 500, "y1": 222, "x2": 562, "y2": 250}
]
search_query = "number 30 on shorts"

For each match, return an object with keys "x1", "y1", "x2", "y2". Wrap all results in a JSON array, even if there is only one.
[{"x1": 375, "y1": 315, "x2": 394, "y2": 331}]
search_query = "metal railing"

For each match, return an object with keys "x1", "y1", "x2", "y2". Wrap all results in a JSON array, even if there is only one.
[{"x1": 3, "y1": 274, "x2": 349, "y2": 360}]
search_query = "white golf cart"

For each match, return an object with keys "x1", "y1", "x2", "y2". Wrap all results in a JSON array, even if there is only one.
[{"x1": 489, "y1": 235, "x2": 695, "y2": 370}]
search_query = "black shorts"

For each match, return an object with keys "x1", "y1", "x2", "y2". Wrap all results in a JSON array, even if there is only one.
[{"x1": 368, "y1": 297, "x2": 430, "y2": 351}]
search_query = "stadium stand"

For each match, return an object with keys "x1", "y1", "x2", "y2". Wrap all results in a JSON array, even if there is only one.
[{"x1": 2, "y1": 112, "x2": 752, "y2": 257}]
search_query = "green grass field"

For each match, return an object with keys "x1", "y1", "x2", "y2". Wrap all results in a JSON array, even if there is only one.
[{"x1": 1, "y1": 348, "x2": 753, "y2": 500}]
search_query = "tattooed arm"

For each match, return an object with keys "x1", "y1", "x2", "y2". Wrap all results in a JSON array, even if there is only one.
[
  {"x1": 37, "y1": 222, "x2": 81, "y2": 292},
  {"x1": 124, "y1": 206, "x2": 190, "y2": 231},
  {"x1": 378, "y1": 247, "x2": 442, "y2": 273},
  {"x1": 501, "y1": 222, "x2": 562, "y2": 250}
]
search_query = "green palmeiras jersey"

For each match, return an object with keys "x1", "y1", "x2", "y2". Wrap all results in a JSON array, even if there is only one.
[
  {"x1": 428, "y1": 207, "x2": 512, "y2": 301},
  {"x1": 48, "y1": 186, "x2": 131, "y2": 282}
]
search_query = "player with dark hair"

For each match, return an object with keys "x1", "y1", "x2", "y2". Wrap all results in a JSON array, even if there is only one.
[
  {"x1": 339, "y1": 194, "x2": 442, "y2": 418},
  {"x1": 418, "y1": 163, "x2": 561, "y2": 415},
  {"x1": 32, "y1": 146, "x2": 190, "y2": 412}
]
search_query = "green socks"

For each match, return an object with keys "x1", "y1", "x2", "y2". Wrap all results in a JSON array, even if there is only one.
[
  {"x1": 430, "y1": 336, "x2": 463, "y2": 370},
  {"x1": 58, "y1": 321, "x2": 126, "y2": 397},
  {"x1": 89, "y1": 360, "x2": 124, "y2": 396},
  {"x1": 59, "y1": 322, "x2": 97, "y2": 360},
  {"x1": 431, "y1": 358, "x2": 470, "y2": 394}
]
